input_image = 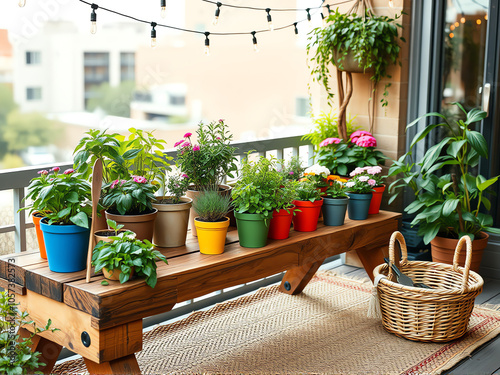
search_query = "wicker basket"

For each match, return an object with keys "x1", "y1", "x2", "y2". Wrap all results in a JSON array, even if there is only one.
[{"x1": 373, "y1": 231, "x2": 484, "y2": 342}]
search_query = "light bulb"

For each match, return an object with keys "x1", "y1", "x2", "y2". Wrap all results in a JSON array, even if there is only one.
[
  {"x1": 204, "y1": 45, "x2": 210, "y2": 56},
  {"x1": 268, "y1": 20, "x2": 274, "y2": 31},
  {"x1": 461, "y1": 16, "x2": 466, "y2": 23},
  {"x1": 90, "y1": 6, "x2": 97, "y2": 34},
  {"x1": 449, "y1": 32, "x2": 454, "y2": 38},
  {"x1": 151, "y1": 38, "x2": 157, "y2": 48},
  {"x1": 90, "y1": 21, "x2": 97, "y2": 34},
  {"x1": 253, "y1": 43, "x2": 259, "y2": 52},
  {"x1": 455, "y1": 21, "x2": 459, "y2": 27},
  {"x1": 212, "y1": 16, "x2": 219, "y2": 26},
  {"x1": 150, "y1": 23, "x2": 157, "y2": 48},
  {"x1": 161, "y1": 7, "x2": 166, "y2": 18},
  {"x1": 389, "y1": 0, "x2": 394, "y2": 8},
  {"x1": 252, "y1": 32, "x2": 259, "y2": 52},
  {"x1": 450, "y1": 24, "x2": 455, "y2": 31},
  {"x1": 266, "y1": 9, "x2": 274, "y2": 32},
  {"x1": 213, "y1": 4, "x2": 221, "y2": 26},
  {"x1": 204, "y1": 32, "x2": 210, "y2": 56},
  {"x1": 306, "y1": 9, "x2": 311, "y2": 24},
  {"x1": 485, "y1": 14, "x2": 488, "y2": 20},
  {"x1": 18, "y1": 0, "x2": 26, "y2": 7}
]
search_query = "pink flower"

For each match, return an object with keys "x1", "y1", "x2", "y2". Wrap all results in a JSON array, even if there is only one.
[
  {"x1": 289, "y1": 171, "x2": 294, "y2": 175},
  {"x1": 355, "y1": 135, "x2": 377, "y2": 148},
  {"x1": 174, "y1": 140, "x2": 184, "y2": 147},
  {"x1": 368, "y1": 179, "x2": 376, "y2": 186},
  {"x1": 37, "y1": 170, "x2": 49, "y2": 175},
  {"x1": 181, "y1": 173, "x2": 189, "y2": 179},
  {"x1": 184, "y1": 132, "x2": 192, "y2": 138},
  {"x1": 50, "y1": 166, "x2": 60, "y2": 172},
  {"x1": 345, "y1": 181, "x2": 355, "y2": 188},
  {"x1": 349, "y1": 167, "x2": 365, "y2": 177},
  {"x1": 110, "y1": 179, "x2": 120, "y2": 189},
  {"x1": 349, "y1": 130, "x2": 373, "y2": 144},
  {"x1": 319, "y1": 137, "x2": 342, "y2": 147},
  {"x1": 219, "y1": 119, "x2": 224, "y2": 123},
  {"x1": 133, "y1": 176, "x2": 147, "y2": 184},
  {"x1": 366, "y1": 166, "x2": 382, "y2": 175},
  {"x1": 192, "y1": 145, "x2": 200, "y2": 151},
  {"x1": 181, "y1": 141, "x2": 191, "y2": 148},
  {"x1": 358, "y1": 176, "x2": 369, "y2": 182},
  {"x1": 216, "y1": 137, "x2": 221, "y2": 140},
  {"x1": 63, "y1": 168, "x2": 74, "y2": 175}
]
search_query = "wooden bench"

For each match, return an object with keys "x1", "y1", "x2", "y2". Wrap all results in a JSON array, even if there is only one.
[{"x1": 0, "y1": 211, "x2": 401, "y2": 374}]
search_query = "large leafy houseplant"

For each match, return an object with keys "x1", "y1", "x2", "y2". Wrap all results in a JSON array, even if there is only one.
[
  {"x1": 103, "y1": 176, "x2": 156, "y2": 216},
  {"x1": 307, "y1": 9, "x2": 405, "y2": 108},
  {"x1": 388, "y1": 103, "x2": 500, "y2": 244}
]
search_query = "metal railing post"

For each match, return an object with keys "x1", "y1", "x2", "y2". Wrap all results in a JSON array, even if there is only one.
[{"x1": 13, "y1": 188, "x2": 27, "y2": 253}]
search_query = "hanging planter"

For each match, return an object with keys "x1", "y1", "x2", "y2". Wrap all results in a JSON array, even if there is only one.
[{"x1": 268, "y1": 207, "x2": 294, "y2": 240}]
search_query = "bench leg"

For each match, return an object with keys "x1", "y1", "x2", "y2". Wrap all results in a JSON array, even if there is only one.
[
  {"x1": 84, "y1": 354, "x2": 141, "y2": 374},
  {"x1": 355, "y1": 245, "x2": 388, "y2": 282},
  {"x1": 279, "y1": 259, "x2": 324, "y2": 295},
  {"x1": 18, "y1": 328, "x2": 63, "y2": 375}
]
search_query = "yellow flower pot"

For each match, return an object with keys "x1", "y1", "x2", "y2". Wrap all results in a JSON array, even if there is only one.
[{"x1": 194, "y1": 217, "x2": 230, "y2": 255}]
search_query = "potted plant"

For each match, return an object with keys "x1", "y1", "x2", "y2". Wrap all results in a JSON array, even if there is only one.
[
  {"x1": 292, "y1": 179, "x2": 324, "y2": 232},
  {"x1": 232, "y1": 155, "x2": 282, "y2": 248},
  {"x1": 388, "y1": 103, "x2": 500, "y2": 271},
  {"x1": 102, "y1": 176, "x2": 158, "y2": 242},
  {"x1": 23, "y1": 168, "x2": 92, "y2": 272},
  {"x1": 152, "y1": 172, "x2": 192, "y2": 248},
  {"x1": 175, "y1": 119, "x2": 237, "y2": 236},
  {"x1": 192, "y1": 190, "x2": 232, "y2": 255},
  {"x1": 322, "y1": 178, "x2": 349, "y2": 226},
  {"x1": 350, "y1": 165, "x2": 385, "y2": 214},
  {"x1": 268, "y1": 180, "x2": 299, "y2": 240},
  {"x1": 0, "y1": 291, "x2": 58, "y2": 374},
  {"x1": 303, "y1": 164, "x2": 331, "y2": 193},
  {"x1": 92, "y1": 223, "x2": 168, "y2": 287},
  {"x1": 345, "y1": 173, "x2": 376, "y2": 220},
  {"x1": 94, "y1": 218, "x2": 129, "y2": 244}
]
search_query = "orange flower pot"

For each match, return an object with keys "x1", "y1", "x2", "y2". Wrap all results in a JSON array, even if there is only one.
[{"x1": 32, "y1": 212, "x2": 47, "y2": 259}]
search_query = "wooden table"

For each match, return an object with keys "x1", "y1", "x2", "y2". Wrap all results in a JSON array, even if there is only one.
[{"x1": 0, "y1": 211, "x2": 400, "y2": 374}]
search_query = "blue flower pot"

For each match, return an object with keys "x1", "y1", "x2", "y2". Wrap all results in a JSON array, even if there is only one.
[
  {"x1": 40, "y1": 218, "x2": 90, "y2": 273},
  {"x1": 322, "y1": 197, "x2": 349, "y2": 226},
  {"x1": 346, "y1": 193, "x2": 373, "y2": 220}
]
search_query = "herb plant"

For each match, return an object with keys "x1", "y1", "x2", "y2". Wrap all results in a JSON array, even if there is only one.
[
  {"x1": 295, "y1": 180, "x2": 323, "y2": 202},
  {"x1": 279, "y1": 156, "x2": 305, "y2": 181},
  {"x1": 192, "y1": 190, "x2": 232, "y2": 222}
]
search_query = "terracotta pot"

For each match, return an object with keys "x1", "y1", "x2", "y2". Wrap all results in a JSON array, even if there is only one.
[
  {"x1": 292, "y1": 199, "x2": 324, "y2": 232},
  {"x1": 32, "y1": 212, "x2": 47, "y2": 259},
  {"x1": 194, "y1": 217, "x2": 230, "y2": 254},
  {"x1": 333, "y1": 49, "x2": 375, "y2": 74},
  {"x1": 94, "y1": 229, "x2": 129, "y2": 244},
  {"x1": 268, "y1": 207, "x2": 294, "y2": 240},
  {"x1": 105, "y1": 209, "x2": 158, "y2": 242},
  {"x1": 430, "y1": 231, "x2": 489, "y2": 272},
  {"x1": 368, "y1": 184, "x2": 385, "y2": 214},
  {"x1": 152, "y1": 196, "x2": 192, "y2": 248},
  {"x1": 103, "y1": 266, "x2": 135, "y2": 281},
  {"x1": 186, "y1": 184, "x2": 231, "y2": 237}
]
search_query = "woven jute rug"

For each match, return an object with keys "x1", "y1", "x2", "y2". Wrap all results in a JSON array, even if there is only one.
[{"x1": 53, "y1": 271, "x2": 500, "y2": 374}]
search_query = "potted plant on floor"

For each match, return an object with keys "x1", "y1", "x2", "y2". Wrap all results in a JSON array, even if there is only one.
[
  {"x1": 268, "y1": 180, "x2": 299, "y2": 240},
  {"x1": 175, "y1": 119, "x2": 237, "y2": 236},
  {"x1": 322, "y1": 179, "x2": 349, "y2": 226},
  {"x1": 102, "y1": 176, "x2": 158, "y2": 242},
  {"x1": 232, "y1": 155, "x2": 282, "y2": 248},
  {"x1": 350, "y1": 165, "x2": 385, "y2": 214},
  {"x1": 192, "y1": 190, "x2": 232, "y2": 254},
  {"x1": 292, "y1": 179, "x2": 324, "y2": 232},
  {"x1": 23, "y1": 168, "x2": 92, "y2": 272},
  {"x1": 388, "y1": 103, "x2": 500, "y2": 271},
  {"x1": 152, "y1": 172, "x2": 192, "y2": 248},
  {"x1": 345, "y1": 173, "x2": 376, "y2": 221},
  {"x1": 92, "y1": 221, "x2": 168, "y2": 287}
]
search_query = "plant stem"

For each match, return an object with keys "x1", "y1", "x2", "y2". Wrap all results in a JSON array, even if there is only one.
[{"x1": 451, "y1": 173, "x2": 465, "y2": 233}]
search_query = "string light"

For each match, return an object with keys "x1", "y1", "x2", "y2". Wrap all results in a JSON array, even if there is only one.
[
  {"x1": 485, "y1": 14, "x2": 488, "y2": 20},
  {"x1": 460, "y1": 15, "x2": 466, "y2": 23},
  {"x1": 204, "y1": 32, "x2": 210, "y2": 56},
  {"x1": 476, "y1": 19, "x2": 481, "y2": 25},
  {"x1": 18, "y1": 0, "x2": 26, "y2": 7},
  {"x1": 389, "y1": 0, "x2": 394, "y2": 8},
  {"x1": 90, "y1": 3, "x2": 98, "y2": 34},
  {"x1": 160, "y1": 0, "x2": 166, "y2": 18},
  {"x1": 151, "y1": 22, "x2": 157, "y2": 48},
  {"x1": 266, "y1": 8, "x2": 274, "y2": 31},
  {"x1": 450, "y1": 24, "x2": 455, "y2": 30},
  {"x1": 320, "y1": 12, "x2": 326, "y2": 27},
  {"x1": 454, "y1": 21, "x2": 459, "y2": 27},
  {"x1": 449, "y1": 32, "x2": 454, "y2": 38},
  {"x1": 212, "y1": 2, "x2": 221, "y2": 25},
  {"x1": 293, "y1": 22, "x2": 298, "y2": 35},
  {"x1": 251, "y1": 31, "x2": 259, "y2": 52},
  {"x1": 306, "y1": 8, "x2": 312, "y2": 24},
  {"x1": 326, "y1": 4, "x2": 331, "y2": 14}
]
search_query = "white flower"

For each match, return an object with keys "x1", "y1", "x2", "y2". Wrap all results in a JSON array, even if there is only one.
[
  {"x1": 358, "y1": 176, "x2": 369, "y2": 182},
  {"x1": 345, "y1": 181, "x2": 355, "y2": 188},
  {"x1": 304, "y1": 164, "x2": 330, "y2": 177}
]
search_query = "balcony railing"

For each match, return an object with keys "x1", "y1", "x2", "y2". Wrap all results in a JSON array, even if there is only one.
[{"x1": 0, "y1": 134, "x2": 314, "y2": 254}]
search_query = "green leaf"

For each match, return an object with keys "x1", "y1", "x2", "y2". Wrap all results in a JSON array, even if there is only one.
[
  {"x1": 422, "y1": 225, "x2": 440, "y2": 244},
  {"x1": 478, "y1": 175, "x2": 499, "y2": 192},
  {"x1": 70, "y1": 211, "x2": 89, "y2": 228},
  {"x1": 122, "y1": 148, "x2": 141, "y2": 160},
  {"x1": 446, "y1": 140, "x2": 467, "y2": 158},
  {"x1": 101, "y1": 280, "x2": 109, "y2": 286},
  {"x1": 466, "y1": 130, "x2": 488, "y2": 158},
  {"x1": 442, "y1": 199, "x2": 459, "y2": 216}
]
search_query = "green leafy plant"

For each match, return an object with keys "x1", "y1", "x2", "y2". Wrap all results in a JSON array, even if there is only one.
[
  {"x1": 103, "y1": 176, "x2": 156, "y2": 215},
  {"x1": 278, "y1": 156, "x2": 305, "y2": 181},
  {"x1": 275, "y1": 180, "x2": 299, "y2": 213},
  {"x1": 231, "y1": 155, "x2": 283, "y2": 219},
  {"x1": 192, "y1": 190, "x2": 232, "y2": 222},
  {"x1": 307, "y1": 10, "x2": 405, "y2": 107},
  {"x1": 302, "y1": 112, "x2": 358, "y2": 148},
  {"x1": 22, "y1": 167, "x2": 92, "y2": 228},
  {"x1": 92, "y1": 220, "x2": 168, "y2": 287},
  {"x1": 175, "y1": 120, "x2": 237, "y2": 191},
  {"x1": 0, "y1": 291, "x2": 58, "y2": 375},
  {"x1": 324, "y1": 180, "x2": 348, "y2": 199},
  {"x1": 295, "y1": 180, "x2": 323, "y2": 202},
  {"x1": 387, "y1": 103, "x2": 500, "y2": 243}
]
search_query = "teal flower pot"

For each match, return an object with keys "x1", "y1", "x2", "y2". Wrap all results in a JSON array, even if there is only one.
[
  {"x1": 322, "y1": 197, "x2": 349, "y2": 226},
  {"x1": 234, "y1": 212, "x2": 270, "y2": 248},
  {"x1": 346, "y1": 193, "x2": 373, "y2": 220},
  {"x1": 40, "y1": 218, "x2": 90, "y2": 273}
]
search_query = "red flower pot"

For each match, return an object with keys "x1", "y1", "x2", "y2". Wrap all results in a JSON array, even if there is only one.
[
  {"x1": 368, "y1": 184, "x2": 385, "y2": 214},
  {"x1": 268, "y1": 207, "x2": 294, "y2": 240},
  {"x1": 292, "y1": 198, "x2": 324, "y2": 232}
]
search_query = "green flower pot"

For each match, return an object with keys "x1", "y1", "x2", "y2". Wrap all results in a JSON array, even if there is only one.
[
  {"x1": 234, "y1": 212, "x2": 270, "y2": 248},
  {"x1": 322, "y1": 197, "x2": 349, "y2": 226}
]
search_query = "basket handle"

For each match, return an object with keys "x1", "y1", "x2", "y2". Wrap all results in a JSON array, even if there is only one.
[
  {"x1": 452, "y1": 235, "x2": 472, "y2": 291},
  {"x1": 388, "y1": 231, "x2": 408, "y2": 280}
]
